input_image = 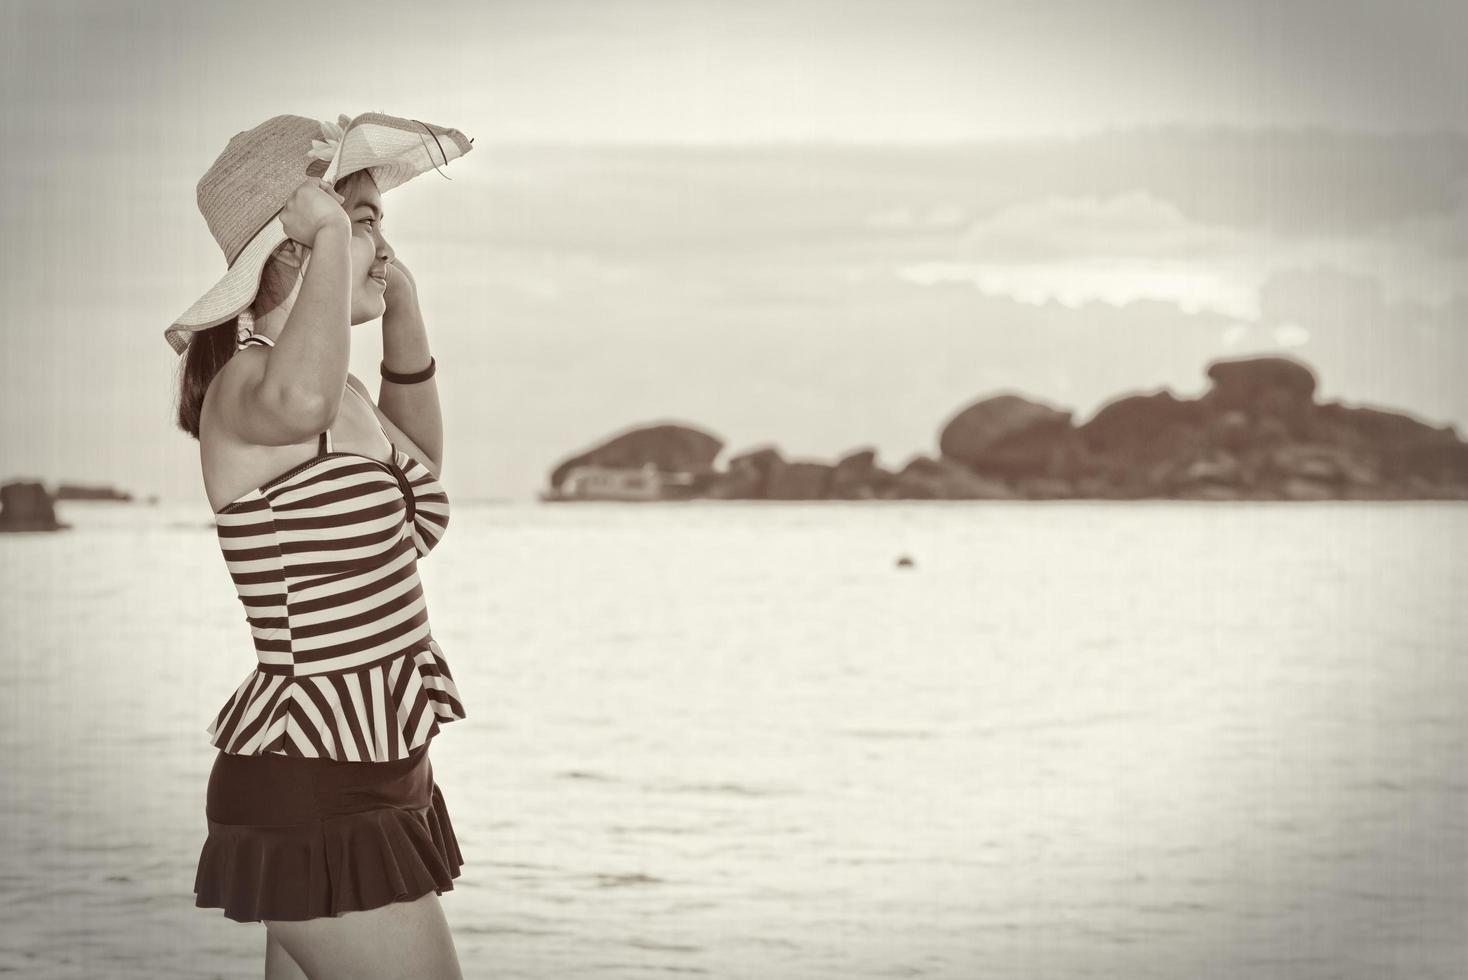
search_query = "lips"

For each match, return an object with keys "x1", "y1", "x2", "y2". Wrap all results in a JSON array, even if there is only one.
[{"x1": 368, "y1": 269, "x2": 388, "y2": 286}]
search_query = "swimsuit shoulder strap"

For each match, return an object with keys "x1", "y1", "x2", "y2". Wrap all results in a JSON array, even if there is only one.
[{"x1": 235, "y1": 315, "x2": 276, "y2": 350}]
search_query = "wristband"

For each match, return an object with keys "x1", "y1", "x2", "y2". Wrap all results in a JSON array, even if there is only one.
[{"x1": 380, "y1": 356, "x2": 435, "y2": 384}]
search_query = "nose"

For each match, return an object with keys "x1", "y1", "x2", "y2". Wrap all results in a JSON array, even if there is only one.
[{"x1": 373, "y1": 225, "x2": 394, "y2": 264}]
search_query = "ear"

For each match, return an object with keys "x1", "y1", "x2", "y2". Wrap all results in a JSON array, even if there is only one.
[{"x1": 273, "y1": 240, "x2": 306, "y2": 269}]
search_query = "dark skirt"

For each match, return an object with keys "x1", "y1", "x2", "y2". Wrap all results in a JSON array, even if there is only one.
[{"x1": 194, "y1": 739, "x2": 464, "y2": 923}]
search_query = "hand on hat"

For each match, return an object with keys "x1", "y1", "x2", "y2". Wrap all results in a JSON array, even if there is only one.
[{"x1": 279, "y1": 176, "x2": 350, "y2": 247}]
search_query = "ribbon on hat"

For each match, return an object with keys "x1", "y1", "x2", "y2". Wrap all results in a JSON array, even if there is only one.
[
  {"x1": 306, "y1": 114, "x2": 352, "y2": 183},
  {"x1": 306, "y1": 113, "x2": 350, "y2": 163},
  {"x1": 411, "y1": 119, "x2": 455, "y2": 180}
]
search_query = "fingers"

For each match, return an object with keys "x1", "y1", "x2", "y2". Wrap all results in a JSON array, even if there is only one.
[{"x1": 315, "y1": 177, "x2": 345, "y2": 204}]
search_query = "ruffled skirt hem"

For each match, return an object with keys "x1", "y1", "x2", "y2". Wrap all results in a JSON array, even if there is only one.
[{"x1": 194, "y1": 781, "x2": 464, "y2": 923}]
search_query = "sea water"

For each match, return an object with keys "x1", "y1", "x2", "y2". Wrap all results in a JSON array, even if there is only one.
[{"x1": 0, "y1": 500, "x2": 1464, "y2": 979}]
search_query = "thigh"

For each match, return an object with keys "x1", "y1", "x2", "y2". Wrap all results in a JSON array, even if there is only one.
[
  {"x1": 266, "y1": 930, "x2": 309, "y2": 980},
  {"x1": 264, "y1": 891, "x2": 463, "y2": 980}
]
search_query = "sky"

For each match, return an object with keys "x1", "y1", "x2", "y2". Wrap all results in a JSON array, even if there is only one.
[{"x1": 1, "y1": 0, "x2": 1466, "y2": 502}]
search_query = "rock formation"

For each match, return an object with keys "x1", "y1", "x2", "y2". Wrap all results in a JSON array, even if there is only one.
[
  {"x1": 543, "y1": 356, "x2": 1468, "y2": 501},
  {"x1": 549, "y1": 423, "x2": 724, "y2": 497},
  {"x1": 0, "y1": 481, "x2": 70, "y2": 532},
  {"x1": 55, "y1": 483, "x2": 133, "y2": 501}
]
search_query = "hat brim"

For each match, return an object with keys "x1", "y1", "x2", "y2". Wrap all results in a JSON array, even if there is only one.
[
  {"x1": 165, "y1": 113, "x2": 473, "y2": 355},
  {"x1": 165, "y1": 217, "x2": 290, "y2": 355},
  {"x1": 327, "y1": 112, "x2": 474, "y2": 195}
]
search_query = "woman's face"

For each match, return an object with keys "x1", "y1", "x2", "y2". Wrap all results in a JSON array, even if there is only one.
[{"x1": 335, "y1": 171, "x2": 394, "y2": 325}]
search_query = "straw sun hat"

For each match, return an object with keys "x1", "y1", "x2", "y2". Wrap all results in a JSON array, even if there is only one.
[{"x1": 164, "y1": 112, "x2": 474, "y2": 355}]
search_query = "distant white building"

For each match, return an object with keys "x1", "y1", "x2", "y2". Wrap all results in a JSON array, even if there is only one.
[{"x1": 541, "y1": 462, "x2": 696, "y2": 502}]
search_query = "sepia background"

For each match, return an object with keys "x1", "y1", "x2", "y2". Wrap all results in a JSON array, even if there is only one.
[{"x1": 1, "y1": 1, "x2": 1465, "y2": 978}]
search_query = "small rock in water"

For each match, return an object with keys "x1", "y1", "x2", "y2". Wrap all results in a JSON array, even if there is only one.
[{"x1": 0, "y1": 481, "x2": 69, "y2": 532}]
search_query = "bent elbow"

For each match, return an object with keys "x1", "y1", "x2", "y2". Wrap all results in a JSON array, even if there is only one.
[{"x1": 257, "y1": 382, "x2": 337, "y2": 442}]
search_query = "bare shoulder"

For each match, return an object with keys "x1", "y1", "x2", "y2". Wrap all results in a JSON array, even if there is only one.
[{"x1": 346, "y1": 372, "x2": 440, "y2": 477}]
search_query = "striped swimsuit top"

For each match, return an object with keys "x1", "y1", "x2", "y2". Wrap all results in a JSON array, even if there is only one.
[{"x1": 206, "y1": 325, "x2": 464, "y2": 763}]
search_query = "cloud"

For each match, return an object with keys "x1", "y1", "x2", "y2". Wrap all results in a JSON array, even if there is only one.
[
  {"x1": 1272, "y1": 322, "x2": 1311, "y2": 348},
  {"x1": 885, "y1": 190, "x2": 1257, "y2": 316},
  {"x1": 894, "y1": 260, "x2": 1258, "y2": 320},
  {"x1": 957, "y1": 191, "x2": 1241, "y2": 262}
]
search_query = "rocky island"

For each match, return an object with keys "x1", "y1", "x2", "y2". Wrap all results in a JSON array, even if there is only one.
[
  {"x1": 55, "y1": 483, "x2": 134, "y2": 502},
  {"x1": 541, "y1": 356, "x2": 1468, "y2": 502},
  {"x1": 0, "y1": 481, "x2": 71, "y2": 532}
]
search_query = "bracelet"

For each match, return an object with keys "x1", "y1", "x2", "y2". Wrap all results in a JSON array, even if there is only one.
[{"x1": 380, "y1": 356, "x2": 436, "y2": 384}]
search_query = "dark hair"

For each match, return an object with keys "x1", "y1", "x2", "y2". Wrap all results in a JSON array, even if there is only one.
[
  {"x1": 173, "y1": 320, "x2": 239, "y2": 439},
  {"x1": 172, "y1": 171, "x2": 375, "y2": 440}
]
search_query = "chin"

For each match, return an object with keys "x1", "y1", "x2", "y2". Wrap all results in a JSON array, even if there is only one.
[{"x1": 351, "y1": 301, "x2": 387, "y2": 325}]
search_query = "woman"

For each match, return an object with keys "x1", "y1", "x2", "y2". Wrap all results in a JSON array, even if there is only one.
[{"x1": 166, "y1": 113, "x2": 474, "y2": 980}]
